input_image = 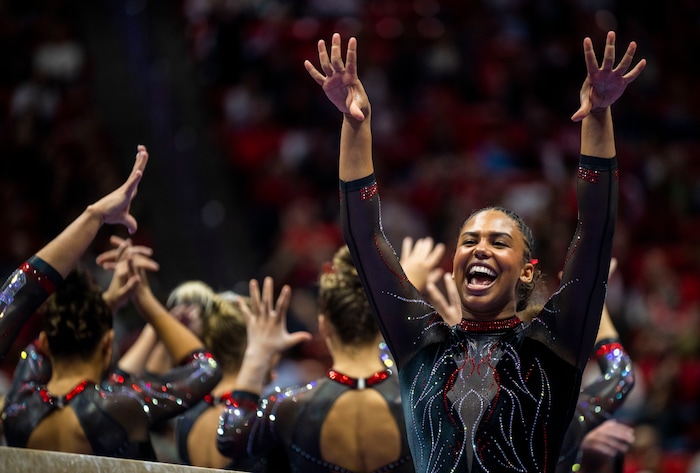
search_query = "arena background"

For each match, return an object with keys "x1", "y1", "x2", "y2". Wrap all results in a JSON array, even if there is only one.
[{"x1": 0, "y1": 1, "x2": 698, "y2": 470}]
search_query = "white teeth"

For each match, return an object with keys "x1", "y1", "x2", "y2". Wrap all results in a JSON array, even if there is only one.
[{"x1": 469, "y1": 265, "x2": 496, "y2": 277}]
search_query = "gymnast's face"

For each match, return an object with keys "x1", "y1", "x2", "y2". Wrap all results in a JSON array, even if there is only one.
[
  {"x1": 452, "y1": 209, "x2": 533, "y2": 320},
  {"x1": 170, "y1": 303, "x2": 204, "y2": 336}
]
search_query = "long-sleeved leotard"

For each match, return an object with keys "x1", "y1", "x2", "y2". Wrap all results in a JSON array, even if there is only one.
[
  {"x1": 0, "y1": 256, "x2": 222, "y2": 460},
  {"x1": 339, "y1": 155, "x2": 617, "y2": 473},
  {"x1": 2, "y1": 342, "x2": 221, "y2": 459},
  {"x1": 0, "y1": 256, "x2": 63, "y2": 360},
  {"x1": 217, "y1": 370, "x2": 414, "y2": 473},
  {"x1": 556, "y1": 338, "x2": 634, "y2": 473}
]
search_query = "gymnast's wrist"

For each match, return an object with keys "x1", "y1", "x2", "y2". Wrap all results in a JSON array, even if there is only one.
[{"x1": 84, "y1": 204, "x2": 106, "y2": 227}]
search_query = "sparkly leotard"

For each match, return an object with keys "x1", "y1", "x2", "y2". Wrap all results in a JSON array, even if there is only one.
[
  {"x1": 2, "y1": 343, "x2": 221, "y2": 459},
  {"x1": 556, "y1": 338, "x2": 634, "y2": 473},
  {"x1": 217, "y1": 369, "x2": 414, "y2": 473},
  {"x1": 0, "y1": 256, "x2": 222, "y2": 460},
  {"x1": 0, "y1": 256, "x2": 61, "y2": 361},
  {"x1": 175, "y1": 392, "x2": 270, "y2": 471},
  {"x1": 339, "y1": 155, "x2": 618, "y2": 473}
]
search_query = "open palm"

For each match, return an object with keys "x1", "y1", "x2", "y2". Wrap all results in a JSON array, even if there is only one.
[
  {"x1": 304, "y1": 33, "x2": 369, "y2": 121},
  {"x1": 571, "y1": 31, "x2": 646, "y2": 122}
]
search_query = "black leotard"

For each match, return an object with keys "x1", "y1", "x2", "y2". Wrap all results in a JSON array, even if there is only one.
[
  {"x1": 338, "y1": 155, "x2": 618, "y2": 473},
  {"x1": 0, "y1": 256, "x2": 62, "y2": 361},
  {"x1": 556, "y1": 338, "x2": 634, "y2": 473},
  {"x1": 217, "y1": 369, "x2": 414, "y2": 472},
  {"x1": 175, "y1": 392, "x2": 265, "y2": 470},
  {"x1": 2, "y1": 343, "x2": 220, "y2": 459},
  {"x1": 0, "y1": 256, "x2": 222, "y2": 460}
]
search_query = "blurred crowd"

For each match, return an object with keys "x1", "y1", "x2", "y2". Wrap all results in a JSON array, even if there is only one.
[
  {"x1": 0, "y1": 0, "x2": 129, "y2": 377},
  {"x1": 1, "y1": 0, "x2": 699, "y2": 471}
]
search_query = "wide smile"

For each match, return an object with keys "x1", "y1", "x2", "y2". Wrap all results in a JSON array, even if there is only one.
[{"x1": 465, "y1": 263, "x2": 497, "y2": 292}]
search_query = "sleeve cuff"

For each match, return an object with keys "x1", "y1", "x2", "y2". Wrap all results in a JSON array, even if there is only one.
[
  {"x1": 27, "y1": 255, "x2": 63, "y2": 288},
  {"x1": 580, "y1": 155, "x2": 617, "y2": 170},
  {"x1": 339, "y1": 174, "x2": 376, "y2": 192}
]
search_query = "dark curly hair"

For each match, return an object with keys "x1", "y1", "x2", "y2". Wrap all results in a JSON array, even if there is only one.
[
  {"x1": 42, "y1": 267, "x2": 113, "y2": 359},
  {"x1": 461, "y1": 206, "x2": 545, "y2": 312},
  {"x1": 318, "y1": 246, "x2": 379, "y2": 346}
]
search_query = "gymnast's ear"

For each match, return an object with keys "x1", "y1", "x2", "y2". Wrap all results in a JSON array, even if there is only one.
[
  {"x1": 520, "y1": 261, "x2": 535, "y2": 284},
  {"x1": 37, "y1": 331, "x2": 50, "y2": 355}
]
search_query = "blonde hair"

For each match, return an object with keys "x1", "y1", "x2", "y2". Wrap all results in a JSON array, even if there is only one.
[
  {"x1": 201, "y1": 296, "x2": 249, "y2": 371},
  {"x1": 166, "y1": 280, "x2": 217, "y2": 317}
]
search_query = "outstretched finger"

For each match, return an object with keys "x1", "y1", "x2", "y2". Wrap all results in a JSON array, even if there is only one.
[
  {"x1": 613, "y1": 41, "x2": 637, "y2": 73},
  {"x1": 345, "y1": 37, "x2": 358, "y2": 78},
  {"x1": 622, "y1": 57, "x2": 646, "y2": 82},
  {"x1": 261, "y1": 276, "x2": 275, "y2": 316},
  {"x1": 317, "y1": 39, "x2": 333, "y2": 77},
  {"x1": 286, "y1": 330, "x2": 314, "y2": 348},
  {"x1": 412, "y1": 238, "x2": 430, "y2": 260},
  {"x1": 248, "y1": 279, "x2": 262, "y2": 316},
  {"x1": 444, "y1": 273, "x2": 461, "y2": 308},
  {"x1": 412, "y1": 237, "x2": 431, "y2": 258},
  {"x1": 601, "y1": 31, "x2": 616, "y2": 71},
  {"x1": 330, "y1": 33, "x2": 345, "y2": 72},
  {"x1": 133, "y1": 145, "x2": 148, "y2": 176},
  {"x1": 124, "y1": 245, "x2": 154, "y2": 258},
  {"x1": 401, "y1": 236, "x2": 414, "y2": 261},
  {"x1": 237, "y1": 296, "x2": 254, "y2": 323},
  {"x1": 96, "y1": 248, "x2": 120, "y2": 267},
  {"x1": 348, "y1": 99, "x2": 366, "y2": 122},
  {"x1": 571, "y1": 104, "x2": 591, "y2": 122},
  {"x1": 582, "y1": 37, "x2": 600, "y2": 75},
  {"x1": 131, "y1": 253, "x2": 160, "y2": 273},
  {"x1": 99, "y1": 262, "x2": 118, "y2": 271},
  {"x1": 96, "y1": 237, "x2": 131, "y2": 266},
  {"x1": 109, "y1": 235, "x2": 128, "y2": 248},
  {"x1": 274, "y1": 284, "x2": 292, "y2": 320},
  {"x1": 304, "y1": 60, "x2": 326, "y2": 85},
  {"x1": 123, "y1": 214, "x2": 138, "y2": 235},
  {"x1": 571, "y1": 78, "x2": 593, "y2": 122},
  {"x1": 426, "y1": 241, "x2": 445, "y2": 266},
  {"x1": 124, "y1": 146, "x2": 148, "y2": 197}
]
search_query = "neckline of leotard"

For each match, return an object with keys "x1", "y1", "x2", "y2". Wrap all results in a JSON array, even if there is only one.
[
  {"x1": 326, "y1": 368, "x2": 392, "y2": 389},
  {"x1": 458, "y1": 316, "x2": 522, "y2": 333},
  {"x1": 39, "y1": 380, "x2": 91, "y2": 407}
]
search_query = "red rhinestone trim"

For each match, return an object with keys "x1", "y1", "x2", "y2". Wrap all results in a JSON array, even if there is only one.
[
  {"x1": 110, "y1": 373, "x2": 126, "y2": 384},
  {"x1": 205, "y1": 392, "x2": 257, "y2": 409},
  {"x1": 577, "y1": 167, "x2": 600, "y2": 184},
  {"x1": 458, "y1": 317, "x2": 521, "y2": 333},
  {"x1": 360, "y1": 183, "x2": 378, "y2": 201},
  {"x1": 39, "y1": 380, "x2": 90, "y2": 406},
  {"x1": 594, "y1": 341, "x2": 624, "y2": 359},
  {"x1": 327, "y1": 368, "x2": 391, "y2": 389},
  {"x1": 20, "y1": 261, "x2": 56, "y2": 294}
]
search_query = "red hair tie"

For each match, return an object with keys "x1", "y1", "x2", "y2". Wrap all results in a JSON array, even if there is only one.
[{"x1": 529, "y1": 259, "x2": 539, "y2": 265}]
